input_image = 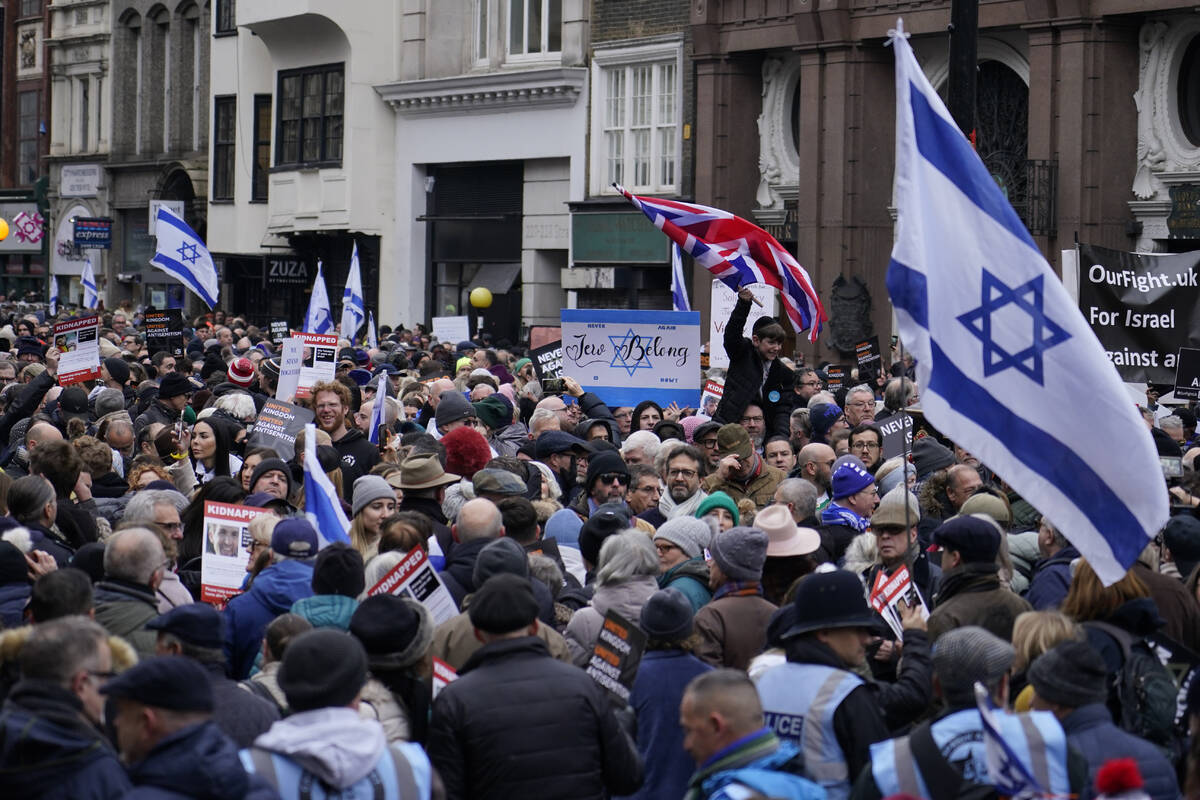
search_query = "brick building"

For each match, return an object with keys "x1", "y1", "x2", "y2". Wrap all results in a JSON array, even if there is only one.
[{"x1": 690, "y1": 0, "x2": 1200, "y2": 363}]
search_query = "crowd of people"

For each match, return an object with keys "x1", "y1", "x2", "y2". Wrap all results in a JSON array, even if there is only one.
[{"x1": 0, "y1": 290, "x2": 1197, "y2": 800}]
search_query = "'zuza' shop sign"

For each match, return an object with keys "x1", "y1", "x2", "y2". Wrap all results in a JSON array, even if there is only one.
[{"x1": 560, "y1": 309, "x2": 700, "y2": 407}]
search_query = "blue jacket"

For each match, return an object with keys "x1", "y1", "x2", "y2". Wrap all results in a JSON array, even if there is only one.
[
  {"x1": 125, "y1": 720, "x2": 279, "y2": 800},
  {"x1": 617, "y1": 650, "x2": 713, "y2": 800},
  {"x1": 1025, "y1": 546, "x2": 1079, "y2": 610},
  {"x1": 224, "y1": 559, "x2": 314, "y2": 679},
  {"x1": 659, "y1": 559, "x2": 712, "y2": 613},
  {"x1": 1060, "y1": 703, "x2": 1179, "y2": 800},
  {"x1": 290, "y1": 594, "x2": 357, "y2": 631},
  {"x1": 0, "y1": 582, "x2": 30, "y2": 628},
  {"x1": 0, "y1": 679, "x2": 132, "y2": 800}
]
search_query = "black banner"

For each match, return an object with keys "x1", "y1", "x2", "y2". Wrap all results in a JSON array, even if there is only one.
[{"x1": 1077, "y1": 243, "x2": 1200, "y2": 384}]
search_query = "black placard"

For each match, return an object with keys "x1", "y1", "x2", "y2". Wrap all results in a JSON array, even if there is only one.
[
  {"x1": 245, "y1": 399, "x2": 315, "y2": 460},
  {"x1": 1175, "y1": 347, "x2": 1200, "y2": 401},
  {"x1": 530, "y1": 340, "x2": 563, "y2": 380},
  {"x1": 584, "y1": 611, "x2": 647, "y2": 703},
  {"x1": 143, "y1": 310, "x2": 184, "y2": 357}
]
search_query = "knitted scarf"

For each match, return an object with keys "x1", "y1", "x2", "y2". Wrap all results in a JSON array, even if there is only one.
[{"x1": 820, "y1": 501, "x2": 869, "y2": 532}]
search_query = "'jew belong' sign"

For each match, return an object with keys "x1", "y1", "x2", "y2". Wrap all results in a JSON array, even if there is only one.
[{"x1": 561, "y1": 309, "x2": 701, "y2": 407}]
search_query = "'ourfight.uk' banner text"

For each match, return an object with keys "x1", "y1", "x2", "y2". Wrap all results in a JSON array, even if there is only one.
[{"x1": 1077, "y1": 243, "x2": 1200, "y2": 383}]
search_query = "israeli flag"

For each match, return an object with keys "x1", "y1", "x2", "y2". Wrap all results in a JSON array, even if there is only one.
[
  {"x1": 671, "y1": 243, "x2": 691, "y2": 312},
  {"x1": 341, "y1": 243, "x2": 365, "y2": 341},
  {"x1": 887, "y1": 21, "x2": 1166, "y2": 585},
  {"x1": 48, "y1": 275, "x2": 57, "y2": 316},
  {"x1": 369, "y1": 371, "x2": 388, "y2": 445},
  {"x1": 367, "y1": 310, "x2": 378, "y2": 350},
  {"x1": 149, "y1": 206, "x2": 219, "y2": 308},
  {"x1": 304, "y1": 261, "x2": 334, "y2": 334},
  {"x1": 303, "y1": 422, "x2": 351, "y2": 545},
  {"x1": 81, "y1": 255, "x2": 99, "y2": 310},
  {"x1": 975, "y1": 684, "x2": 1044, "y2": 800}
]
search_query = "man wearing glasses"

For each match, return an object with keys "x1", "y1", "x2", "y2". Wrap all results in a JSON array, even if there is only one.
[
  {"x1": 848, "y1": 423, "x2": 884, "y2": 474},
  {"x1": 843, "y1": 384, "x2": 878, "y2": 427},
  {"x1": 793, "y1": 368, "x2": 823, "y2": 405},
  {"x1": 0, "y1": 616, "x2": 131, "y2": 795}
]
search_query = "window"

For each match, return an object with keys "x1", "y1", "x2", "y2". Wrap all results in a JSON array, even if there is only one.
[
  {"x1": 506, "y1": 0, "x2": 560, "y2": 58},
  {"x1": 597, "y1": 60, "x2": 678, "y2": 193},
  {"x1": 212, "y1": 96, "x2": 235, "y2": 200},
  {"x1": 19, "y1": 0, "x2": 41, "y2": 18},
  {"x1": 215, "y1": 0, "x2": 235, "y2": 34},
  {"x1": 276, "y1": 64, "x2": 343, "y2": 167},
  {"x1": 17, "y1": 91, "x2": 39, "y2": 186},
  {"x1": 475, "y1": 0, "x2": 488, "y2": 63},
  {"x1": 252, "y1": 95, "x2": 271, "y2": 202},
  {"x1": 79, "y1": 79, "x2": 89, "y2": 152}
]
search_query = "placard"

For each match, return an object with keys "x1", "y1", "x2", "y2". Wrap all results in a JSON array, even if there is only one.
[
  {"x1": 200, "y1": 501, "x2": 261, "y2": 607},
  {"x1": 276, "y1": 337, "x2": 303, "y2": 402},
  {"x1": 855, "y1": 337, "x2": 881, "y2": 374},
  {"x1": 530, "y1": 340, "x2": 563, "y2": 380},
  {"x1": 699, "y1": 377, "x2": 724, "y2": 417},
  {"x1": 824, "y1": 364, "x2": 849, "y2": 393},
  {"x1": 708, "y1": 281, "x2": 776, "y2": 369},
  {"x1": 367, "y1": 547, "x2": 458, "y2": 625},
  {"x1": 560, "y1": 309, "x2": 701, "y2": 408},
  {"x1": 879, "y1": 412, "x2": 914, "y2": 459},
  {"x1": 53, "y1": 314, "x2": 101, "y2": 385},
  {"x1": 432, "y1": 315, "x2": 470, "y2": 346},
  {"x1": 293, "y1": 332, "x2": 337, "y2": 399},
  {"x1": 1077, "y1": 243, "x2": 1200, "y2": 384},
  {"x1": 432, "y1": 658, "x2": 458, "y2": 700},
  {"x1": 143, "y1": 309, "x2": 184, "y2": 357},
  {"x1": 269, "y1": 320, "x2": 289, "y2": 341},
  {"x1": 246, "y1": 399, "x2": 315, "y2": 460},
  {"x1": 868, "y1": 565, "x2": 928, "y2": 640},
  {"x1": 1175, "y1": 347, "x2": 1200, "y2": 401},
  {"x1": 584, "y1": 611, "x2": 647, "y2": 703}
]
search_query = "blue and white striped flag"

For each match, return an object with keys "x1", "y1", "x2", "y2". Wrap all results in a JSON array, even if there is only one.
[
  {"x1": 48, "y1": 274, "x2": 57, "y2": 316},
  {"x1": 340, "y1": 243, "x2": 365, "y2": 341},
  {"x1": 671, "y1": 243, "x2": 691, "y2": 311},
  {"x1": 150, "y1": 206, "x2": 219, "y2": 308},
  {"x1": 887, "y1": 21, "x2": 1166, "y2": 585},
  {"x1": 81, "y1": 255, "x2": 99, "y2": 310},
  {"x1": 304, "y1": 261, "x2": 334, "y2": 334},
  {"x1": 975, "y1": 684, "x2": 1044, "y2": 799},
  {"x1": 303, "y1": 422, "x2": 350, "y2": 545},
  {"x1": 368, "y1": 372, "x2": 388, "y2": 445},
  {"x1": 367, "y1": 310, "x2": 378, "y2": 350}
]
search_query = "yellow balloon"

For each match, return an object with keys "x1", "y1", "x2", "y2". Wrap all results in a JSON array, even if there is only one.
[
  {"x1": 469, "y1": 286, "x2": 493, "y2": 309},
  {"x1": 0, "y1": 219, "x2": 8, "y2": 242}
]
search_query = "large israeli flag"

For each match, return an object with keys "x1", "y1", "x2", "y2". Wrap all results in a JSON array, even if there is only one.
[
  {"x1": 341, "y1": 243, "x2": 365, "y2": 341},
  {"x1": 887, "y1": 22, "x2": 1166, "y2": 585},
  {"x1": 304, "y1": 261, "x2": 334, "y2": 334},
  {"x1": 303, "y1": 422, "x2": 350, "y2": 545},
  {"x1": 150, "y1": 206, "x2": 219, "y2": 308},
  {"x1": 81, "y1": 255, "x2": 99, "y2": 310}
]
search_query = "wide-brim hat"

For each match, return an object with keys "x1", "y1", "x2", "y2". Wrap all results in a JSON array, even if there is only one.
[
  {"x1": 397, "y1": 452, "x2": 461, "y2": 490},
  {"x1": 755, "y1": 504, "x2": 821, "y2": 558},
  {"x1": 782, "y1": 569, "x2": 881, "y2": 639}
]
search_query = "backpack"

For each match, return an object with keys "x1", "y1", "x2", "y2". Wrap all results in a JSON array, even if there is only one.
[
  {"x1": 1084, "y1": 621, "x2": 1178, "y2": 748},
  {"x1": 908, "y1": 721, "x2": 999, "y2": 800}
]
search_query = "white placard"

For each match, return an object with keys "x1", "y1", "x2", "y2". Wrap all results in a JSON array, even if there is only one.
[
  {"x1": 368, "y1": 547, "x2": 459, "y2": 625},
  {"x1": 276, "y1": 337, "x2": 303, "y2": 402},
  {"x1": 53, "y1": 315, "x2": 101, "y2": 385},
  {"x1": 200, "y1": 502, "x2": 261, "y2": 607},
  {"x1": 708, "y1": 281, "x2": 776, "y2": 369},
  {"x1": 294, "y1": 332, "x2": 338, "y2": 399},
  {"x1": 560, "y1": 309, "x2": 701, "y2": 408},
  {"x1": 432, "y1": 315, "x2": 470, "y2": 345}
]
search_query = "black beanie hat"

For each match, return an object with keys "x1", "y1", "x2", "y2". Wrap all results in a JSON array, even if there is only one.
[
  {"x1": 250, "y1": 457, "x2": 294, "y2": 497},
  {"x1": 104, "y1": 357, "x2": 131, "y2": 386},
  {"x1": 585, "y1": 450, "x2": 629, "y2": 491},
  {"x1": 311, "y1": 542, "x2": 366, "y2": 598},
  {"x1": 468, "y1": 573, "x2": 539, "y2": 635},
  {"x1": 578, "y1": 502, "x2": 630, "y2": 567},
  {"x1": 278, "y1": 629, "x2": 368, "y2": 712},
  {"x1": 1027, "y1": 640, "x2": 1110, "y2": 708},
  {"x1": 350, "y1": 594, "x2": 434, "y2": 669}
]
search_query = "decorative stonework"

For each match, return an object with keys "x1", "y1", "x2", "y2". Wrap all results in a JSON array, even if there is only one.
[
  {"x1": 378, "y1": 67, "x2": 586, "y2": 116},
  {"x1": 1129, "y1": 18, "x2": 1200, "y2": 250},
  {"x1": 754, "y1": 54, "x2": 800, "y2": 220}
]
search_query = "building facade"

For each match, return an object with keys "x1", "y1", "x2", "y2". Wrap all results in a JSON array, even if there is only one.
[
  {"x1": 207, "y1": 0, "x2": 395, "y2": 329},
  {"x1": 689, "y1": 0, "x2": 1200, "y2": 363},
  {"x1": 376, "y1": 0, "x2": 590, "y2": 342}
]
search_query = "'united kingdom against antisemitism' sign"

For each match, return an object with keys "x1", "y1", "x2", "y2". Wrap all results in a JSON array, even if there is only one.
[{"x1": 560, "y1": 309, "x2": 700, "y2": 407}]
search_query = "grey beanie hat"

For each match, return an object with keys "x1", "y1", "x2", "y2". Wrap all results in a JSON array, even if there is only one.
[
  {"x1": 472, "y1": 537, "x2": 529, "y2": 587},
  {"x1": 709, "y1": 526, "x2": 769, "y2": 582},
  {"x1": 1026, "y1": 640, "x2": 1109, "y2": 708},
  {"x1": 351, "y1": 475, "x2": 396, "y2": 517},
  {"x1": 435, "y1": 391, "x2": 475, "y2": 427},
  {"x1": 653, "y1": 516, "x2": 713, "y2": 559},
  {"x1": 932, "y1": 626, "x2": 1014, "y2": 707}
]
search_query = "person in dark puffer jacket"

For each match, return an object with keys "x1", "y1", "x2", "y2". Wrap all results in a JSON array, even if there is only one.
[
  {"x1": 712, "y1": 287, "x2": 794, "y2": 441},
  {"x1": 428, "y1": 574, "x2": 644, "y2": 800}
]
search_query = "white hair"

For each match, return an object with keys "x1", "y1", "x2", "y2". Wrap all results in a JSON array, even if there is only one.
[
  {"x1": 595, "y1": 530, "x2": 659, "y2": 585},
  {"x1": 621, "y1": 430, "x2": 660, "y2": 461},
  {"x1": 214, "y1": 392, "x2": 256, "y2": 423},
  {"x1": 362, "y1": 551, "x2": 406, "y2": 597},
  {"x1": 807, "y1": 391, "x2": 837, "y2": 409}
]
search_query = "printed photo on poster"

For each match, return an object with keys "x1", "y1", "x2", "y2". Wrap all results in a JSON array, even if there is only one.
[
  {"x1": 200, "y1": 501, "x2": 261, "y2": 606},
  {"x1": 54, "y1": 315, "x2": 101, "y2": 385},
  {"x1": 292, "y1": 332, "x2": 338, "y2": 399}
]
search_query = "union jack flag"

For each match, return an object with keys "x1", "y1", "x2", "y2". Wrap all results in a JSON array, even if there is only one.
[{"x1": 616, "y1": 184, "x2": 827, "y2": 342}]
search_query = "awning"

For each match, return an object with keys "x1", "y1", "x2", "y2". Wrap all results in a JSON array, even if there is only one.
[{"x1": 467, "y1": 262, "x2": 521, "y2": 295}]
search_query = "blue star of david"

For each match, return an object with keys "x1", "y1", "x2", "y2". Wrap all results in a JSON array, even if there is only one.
[
  {"x1": 608, "y1": 329, "x2": 652, "y2": 377},
  {"x1": 956, "y1": 268, "x2": 1071, "y2": 386},
  {"x1": 176, "y1": 241, "x2": 201, "y2": 266}
]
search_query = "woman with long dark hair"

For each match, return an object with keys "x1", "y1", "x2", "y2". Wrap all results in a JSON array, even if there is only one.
[{"x1": 189, "y1": 418, "x2": 242, "y2": 485}]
